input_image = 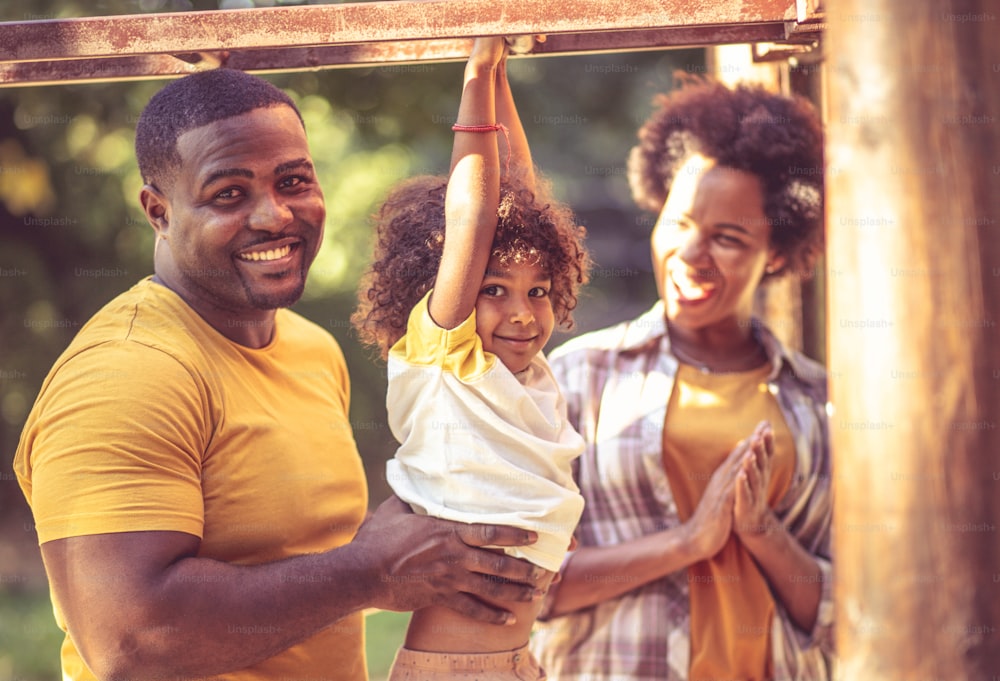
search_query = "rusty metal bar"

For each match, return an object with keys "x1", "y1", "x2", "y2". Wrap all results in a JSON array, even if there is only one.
[
  {"x1": 0, "y1": 0, "x2": 824, "y2": 87},
  {"x1": 0, "y1": 0, "x2": 797, "y2": 63},
  {"x1": 530, "y1": 24, "x2": 804, "y2": 55},
  {"x1": 0, "y1": 24, "x2": 800, "y2": 88}
]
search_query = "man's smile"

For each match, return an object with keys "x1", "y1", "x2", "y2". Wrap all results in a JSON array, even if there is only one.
[
  {"x1": 236, "y1": 238, "x2": 302, "y2": 265},
  {"x1": 238, "y1": 244, "x2": 292, "y2": 262}
]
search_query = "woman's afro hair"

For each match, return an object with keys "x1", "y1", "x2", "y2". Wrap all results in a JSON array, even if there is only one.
[{"x1": 627, "y1": 75, "x2": 825, "y2": 279}]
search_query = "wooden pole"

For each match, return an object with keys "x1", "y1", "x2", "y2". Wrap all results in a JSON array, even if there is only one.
[{"x1": 826, "y1": 0, "x2": 1000, "y2": 677}]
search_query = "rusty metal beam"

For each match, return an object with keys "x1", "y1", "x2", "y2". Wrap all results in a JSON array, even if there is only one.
[
  {"x1": 0, "y1": 25, "x2": 799, "y2": 88},
  {"x1": 0, "y1": 0, "x2": 822, "y2": 87},
  {"x1": 0, "y1": 1, "x2": 797, "y2": 63}
]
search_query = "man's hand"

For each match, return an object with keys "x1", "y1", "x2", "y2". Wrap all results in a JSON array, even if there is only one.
[{"x1": 353, "y1": 496, "x2": 546, "y2": 624}]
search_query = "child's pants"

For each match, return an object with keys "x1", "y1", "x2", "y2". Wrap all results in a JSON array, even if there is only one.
[{"x1": 387, "y1": 643, "x2": 546, "y2": 681}]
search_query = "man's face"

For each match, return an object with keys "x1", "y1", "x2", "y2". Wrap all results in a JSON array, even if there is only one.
[{"x1": 146, "y1": 105, "x2": 325, "y2": 329}]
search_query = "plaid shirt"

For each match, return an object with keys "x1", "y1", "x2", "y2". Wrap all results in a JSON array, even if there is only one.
[{"x1": 531, "y1": 302, "x2": 834, "y2": 681}]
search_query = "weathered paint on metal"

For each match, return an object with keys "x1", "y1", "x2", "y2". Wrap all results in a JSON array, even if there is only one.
[
  {"x1": 0, "y1": 24, "x2": 803, "y2": 87},
  {"x1": 0, "y1": 0, "x2": 797, "y2": 63}
]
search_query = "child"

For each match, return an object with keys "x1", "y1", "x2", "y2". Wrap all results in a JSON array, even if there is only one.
[{"x1": 352, "y1": 37, "x2": 591, "y2": 679}]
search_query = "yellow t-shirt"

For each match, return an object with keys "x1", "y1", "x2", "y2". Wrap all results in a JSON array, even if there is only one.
[
  {"x1": 662, "y1": 362, "x2": 795, "y2": 681},
  {"x1": 14, "y1": 278, "x2": 369, "y2": 681}
]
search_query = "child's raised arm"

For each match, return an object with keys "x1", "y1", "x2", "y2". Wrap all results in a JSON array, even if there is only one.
[
  {"x1": 430, "y1": 37, "x2": 507, "y2": 330},
  {"x1": 495, "y1": 38, "x2": 538, "y2": 190}
]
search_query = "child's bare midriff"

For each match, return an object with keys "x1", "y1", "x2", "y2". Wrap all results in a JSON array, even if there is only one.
[{"x1": 403, "y1": 569, "x2": 557, "y2": 653}]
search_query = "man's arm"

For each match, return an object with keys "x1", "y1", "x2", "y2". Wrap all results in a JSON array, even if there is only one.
[{"x1": 42, "y1": 496, "x2": 544, "y2": 681}]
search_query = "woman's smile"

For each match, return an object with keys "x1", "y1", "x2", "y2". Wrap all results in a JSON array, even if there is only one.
[{"x1": 667, "y1": 263, "x2": 718, "y2": 303}]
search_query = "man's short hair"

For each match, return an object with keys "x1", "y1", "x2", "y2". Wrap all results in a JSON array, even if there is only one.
[{"x1": 135, "y1": 68, "x2": 303, "y2": 190}]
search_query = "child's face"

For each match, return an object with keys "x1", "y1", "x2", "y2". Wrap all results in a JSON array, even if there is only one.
[{"x1": 475, "y1": 256, "x2": 555, "y2": 374}]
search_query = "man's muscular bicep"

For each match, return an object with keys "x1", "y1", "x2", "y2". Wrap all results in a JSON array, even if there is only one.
[{"x1": 41, "y1": 531, "x2": 200, "y2": 675}]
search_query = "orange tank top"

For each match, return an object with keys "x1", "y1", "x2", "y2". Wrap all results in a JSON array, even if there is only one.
[{"x1": 662, "y1": 362, "x2": 795, "y2": 681}]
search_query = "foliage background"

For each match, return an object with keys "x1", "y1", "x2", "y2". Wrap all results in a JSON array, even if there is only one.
[{"x1": 0, "y1": 0, "x2": 704, "y2": 677}]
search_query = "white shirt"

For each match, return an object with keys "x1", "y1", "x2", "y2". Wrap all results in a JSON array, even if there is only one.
[{"x1": 385, "y1": 292, "x2": 584, "y2": 572}]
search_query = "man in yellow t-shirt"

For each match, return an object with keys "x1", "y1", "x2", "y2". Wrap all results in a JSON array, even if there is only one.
[{"x1": 12, "y1": 68, "x2": 547, "y2": 681}]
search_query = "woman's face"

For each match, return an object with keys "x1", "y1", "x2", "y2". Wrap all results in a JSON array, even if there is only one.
[{"x1": 650, "y1": 153, "x2": 783, "y2": 332}]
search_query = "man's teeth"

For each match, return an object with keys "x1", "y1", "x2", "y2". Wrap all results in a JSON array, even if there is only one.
[{"x1": 240, "y1": 245, "x2": 291, "y2": 262}]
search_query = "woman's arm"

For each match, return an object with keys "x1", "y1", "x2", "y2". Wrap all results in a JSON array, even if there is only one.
[
  {"x1": 739, "y1": 511, "x2": 824, "y2": 633},
  {"x1": 431, "y1": 37, "x2": 506, "y2": 329},
  {"x1": 545, "y1": 435, "x2": 757, "y2": 617},
  {"x1": 545, "y1": 525, "x2": 700, "y2": 617},
  {"x1": 734, "y1": 424, "x2": 823, "y2": 632}
]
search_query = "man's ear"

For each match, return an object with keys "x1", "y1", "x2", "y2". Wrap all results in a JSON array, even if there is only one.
[{"x1": 139, "y1": 184, "x2": 170, "y2": 238}]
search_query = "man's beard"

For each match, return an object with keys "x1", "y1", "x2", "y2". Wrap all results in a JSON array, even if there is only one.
[{"x1": 241, "y1": 269, "x2": 307, "y2": 309}]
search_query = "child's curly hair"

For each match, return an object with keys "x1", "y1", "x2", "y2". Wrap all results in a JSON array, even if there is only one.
[
  {"x1": 353, "y1": 175, "x2": 591, "y2": 359},
  {"x1": 627, "y1": 75, "x2": 824, "y2": 280}
]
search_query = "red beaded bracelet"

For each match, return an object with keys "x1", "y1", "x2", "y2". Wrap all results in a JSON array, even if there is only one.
[
  {"x1": 452, "y1": 122, "x2": 512, "y2": 176},
  {"x1": 451, "y1": 124, "x2": 506, "y2": 133}
]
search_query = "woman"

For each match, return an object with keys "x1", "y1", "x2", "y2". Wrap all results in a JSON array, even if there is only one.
[{"x1": 530, "y1": 78, "x2": 832, "y2": 681}]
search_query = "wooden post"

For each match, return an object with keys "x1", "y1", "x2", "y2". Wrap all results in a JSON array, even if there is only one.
[{"x1": 826, "y1": 1, "x2": 1000, "y2": 677}]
